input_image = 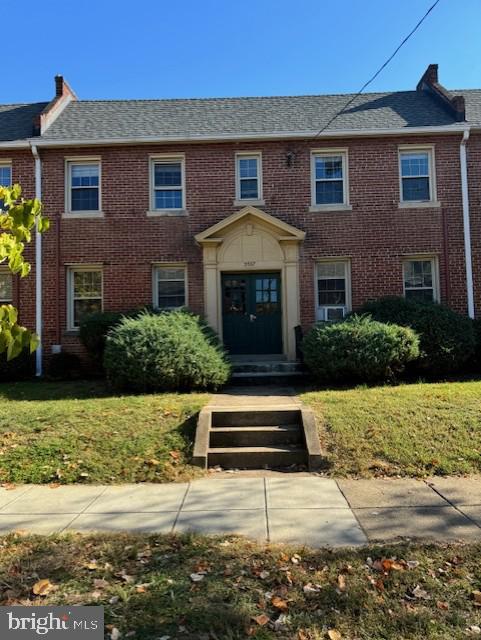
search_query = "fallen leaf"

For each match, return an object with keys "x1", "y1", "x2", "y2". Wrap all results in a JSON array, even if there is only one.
[
  {"x1": 407, "y1": 585, "x2": 430, "y2": 600},
  {"x1": 2, "y1": 483, "x2": 16, "y2": 491},
  {"x1": 169, "y1": 451, "x2": 180, "y2": 460},
  {"x1": 472, "y1": 590, "x2": 481, "y2": 606},
  {"x1": 110, "y1": 627, "x2": 120, "y2": 640},
  {"x1": 467, "y1": 625, "x2": 481, "y2": 635},
  {"x1": 407, "y1": 560, "x2": 420, "y2": 569},
  {"x1": 337, "y1": 574, "x2": 346, "y2": 592},
  {"x1": 259, "y1": 570, "x2": 270, "y2": 580},
  {"x1": 147, "y1": 458, "x2": 160, "y2": 466},
  {"x1": 271, "y1": 595, "x2": 288, "y2": 611},
  {"x1": 291, "y1": 554, "x2": 301, "y2": 564},
  {"x1": 328, "y1": 630, "x2": 342, "y2": 640},
  {"x1": 303, "y1": 583, "x2": 321, "y2": 595},
  {"x1": 252, "y1": 614, "x2": 270, "y2": 626},
  {"x1": 135, "y1": 583, "x2": 150, "y2": 593},
  {"x1": 85, "y1": 561, "x2": 98, "y2": 571},
  {"x1": 190, "y1": 573, "x2": 205, "y2": 582},
  {"x1": 436, "y1": 600, "x2": 449, "y2": 610},
  {"x1": 32, "y1": 579, "x2": 54, "y2": 596},
  {"x1": 93, "y1": 579, "x2": 109, "y2": 589}
]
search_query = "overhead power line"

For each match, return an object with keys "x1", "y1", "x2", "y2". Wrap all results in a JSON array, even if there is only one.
[{"x1": 314, "y1": 0, "x2": 442, "y2": 138}]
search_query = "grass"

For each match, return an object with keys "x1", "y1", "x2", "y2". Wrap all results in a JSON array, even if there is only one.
[
  {"x1": 1, "y1": 533, "x2": 481, "y2": 639},
  {"x1": 300, "y1": 379, "x2": 481, "y2": 478},
  {"x1": 0, "y1": 381, "x2": 209, "y2": 484}
]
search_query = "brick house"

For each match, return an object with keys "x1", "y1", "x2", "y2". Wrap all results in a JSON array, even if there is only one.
[{"x1": 0, "y1": 64, "x2": 480, "y2": 373}]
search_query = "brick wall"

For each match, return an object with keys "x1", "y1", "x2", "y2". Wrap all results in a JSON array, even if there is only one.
[{"x1": 0, "y1": 132, "x2": 474, "y2": 362}]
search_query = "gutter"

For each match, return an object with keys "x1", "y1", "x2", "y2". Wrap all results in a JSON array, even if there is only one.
[
  {"x1": 460, "y1": 128, "x2": 475, "y2": 319},
  {"x1": 30, "y1": 143, "x2": 43, "y2": 376}
]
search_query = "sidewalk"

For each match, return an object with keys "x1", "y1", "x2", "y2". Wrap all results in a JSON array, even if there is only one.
[{"x1": 1, "y1": 476, "x2": 480, "y2": 546}]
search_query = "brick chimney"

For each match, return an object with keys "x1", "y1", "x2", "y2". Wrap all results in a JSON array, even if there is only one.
[
  {"x1": 35, "y1": 75, "x2": 78, "y2": 135},
  {"x1": 416, "y1": 63, "x2": 465, "y2": 122}
]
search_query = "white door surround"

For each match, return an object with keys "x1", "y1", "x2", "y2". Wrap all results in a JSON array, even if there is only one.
[{"x1": 195, "y1": 206, "x2": 305, "y2": 361}]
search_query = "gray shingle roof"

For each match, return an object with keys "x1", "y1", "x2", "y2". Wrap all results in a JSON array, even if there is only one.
[
  {"x1": 0, "y1": 103, "x2": 48, "y2": 141},
  {"x1": 40, "y1": 91, "x2": 461, "y2": 141}
]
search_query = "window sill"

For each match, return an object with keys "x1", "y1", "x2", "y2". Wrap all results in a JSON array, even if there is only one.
[
  {"x1": 309, "y1": 204, "x2": 352, "y2": 213},
  {"x1": 398, "y1": 201, "x2": 441, "y2": 209},
  {"x1": 63, "y1": 211, "x2": 104, "y2": 219},
  {"x1": 233, "y1": 199, "x2": 265, "y2": 208},
  {"x1": 146, "y1": 209, "x2": 188, "y2": 217}
]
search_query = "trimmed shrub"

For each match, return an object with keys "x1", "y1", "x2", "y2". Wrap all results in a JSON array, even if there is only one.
[
  {"x1": 104, "y1": 310, "x2": 231, "y2": 391},
  {"x1": 46, "y1": 352, "x2": 82, "y2": 380},
  {"x1": 358, "y1": 296, "x2": 476, "y2": 375},
  {"x1": 79, "y1": 307, "x2": 151, "y2": 366},
  {"x1": 302, "y1": 315, "x2": 420, "y2": 383},
  {"x1": 0, "y1": 349, "x2": 35, "y2": 382}
]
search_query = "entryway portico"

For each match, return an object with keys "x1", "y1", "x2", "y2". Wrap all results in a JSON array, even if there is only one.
[{"x1": 195, "y1": 206, "x2": 305, "y2": 361}]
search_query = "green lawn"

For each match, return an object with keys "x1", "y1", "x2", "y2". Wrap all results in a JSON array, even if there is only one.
[
  {"x1": 0, "y1": 381, "x2": 208, "y2": 484},
  {"x1": 1, "y1": 533, "x2": 481, "y2": 639},
  {"x1": 301, "y1": 379, "x2": 481, "y2": 478}
]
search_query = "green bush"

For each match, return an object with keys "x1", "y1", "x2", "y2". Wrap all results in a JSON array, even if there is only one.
[
  {"x1": 0, "y1": 349, "x2": 35, "y2": 382},
  {"x1": 302, "y1": 315, "x2": 420, "y2": 383},
  {"x1": 358, "y1": 296, "x2": 476, "y2": 375},
  {"x1": 104, "y1": 310, "x2": 231, "y2": 391},
  {"x1": 79, "y1": 307, "x2": 151, "y2": 366}
]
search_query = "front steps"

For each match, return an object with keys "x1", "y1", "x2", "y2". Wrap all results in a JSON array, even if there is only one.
[
  {"x1": 230, "y1": 358, "x2": 306, "y2": 384},
  {"x1": 193, "y1": 407, "x2": 323, "y2": 471}
]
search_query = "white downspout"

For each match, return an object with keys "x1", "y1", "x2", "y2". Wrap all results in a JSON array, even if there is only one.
[
  {"x1": 460, "y1": 128, "x2": 475, "y2": 319},
  {"x1": 31, "y1": 144, "x2": 42, "y2": 376}
]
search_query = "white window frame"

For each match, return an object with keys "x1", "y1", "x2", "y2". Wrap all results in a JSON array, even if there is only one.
[
  {"x1": 0, "y1": 161, "x2": 12, "y2": 188},
  {"x1": 234, "y1": 152, "x2": 263, "y2": 205},
  {"x1": 67, "y1": 265, "x2": 103, "y2": 331},
  {"x1": 0, "y1": 268, "x2": 13, "y2": 304},
  {"x1": 310, "y1": 149, "x2": 350, "y2": 211},
  {"x1": 65, "y1": 157, "x2": 102, "y2": 217},
  {"x1": 402, "y1": 256, "x2": 440, "y2": 303},
  {"x1": 315, "y1": 259, "x2": 352, "y2": 321},
  {"x1": 149, "y1": 155, "x2": 186, "y2": 215},
  {"x1": 152, "y1": 263, "x2": 188, "y2": 310},
  {"x1": 398, "y1": 145, "x2": 438, "y2": 207}
]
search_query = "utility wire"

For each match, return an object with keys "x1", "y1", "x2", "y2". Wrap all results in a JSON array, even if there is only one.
[{"x1": 313, "y1": 0, "x2": 442, "y2": 138}]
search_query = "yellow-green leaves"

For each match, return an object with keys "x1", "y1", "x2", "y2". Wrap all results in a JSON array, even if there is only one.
[{"x1": 0, "y1": 183, "x2": 47, "y2": 360}]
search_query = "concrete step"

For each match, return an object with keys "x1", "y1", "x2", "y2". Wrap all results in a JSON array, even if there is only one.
[
  {"x1": 232, "y1": 361, "x2": 303, "y2": 374},
  {"x1": 212, "y1": 409, "x2": 302, "y2": 427},
  {"x1": 210, "y1": 425, "x2": 303, "y2": 447},
  {"x1": 208, "y1": 445, "x2": 308, "y2": 469}
]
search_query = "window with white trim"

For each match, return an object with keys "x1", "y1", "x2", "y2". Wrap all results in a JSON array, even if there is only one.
[
  {"x1": 0, "y1": 270, "x2": 12, "y2": 303},
  {"x1": 0, "y1": 163, "x2": 12, "y2": 208},
  {"x1": 403, "y1": 258, "x2": 438, "y2": 302},
  {"x1": 236, "y1": 153, "x2": 262, "y2": 201},
  {"x1": 312, "y1": 151, "x2": 347, "y2": 206},
  {"x1": 151, "y1": 157, "x2": 185, "y2": 210},
  {"x1": 153, "y1": 266, "x2": 187, "y2": 309},
  {"x1": 316, "y1": 261, "x2": 350, "y2": 321},
  {"x1": 399, "y1": 148, "x2": 435, "y2": 202},
  {"x1": 67, "y1": 267, "x2": 103, "y2": 329},
  {"x1": 67, "y1": 161, "x2": 100, "y2": 212}
]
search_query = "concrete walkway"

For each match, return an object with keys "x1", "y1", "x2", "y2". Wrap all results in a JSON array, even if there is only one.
[{"x1": 1, "y1": 476, "x2": 481, "y2": 547}]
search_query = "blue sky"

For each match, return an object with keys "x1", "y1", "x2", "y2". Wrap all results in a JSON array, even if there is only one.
[{"x1": 5, "y1": 0, "x2": 481, "y2": 103}]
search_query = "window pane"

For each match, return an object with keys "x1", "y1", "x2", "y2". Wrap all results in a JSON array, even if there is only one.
[
  {"x1": 316, "y1": 180, "x2": 344, "y2": 204},
  {"x1": 318, "y1": 290, "x2": 346, "y2": 305},
  {"x1": 71, "y1": 164, "x2": 99, "y2": 187},
  {"x1": 404, "y1": 260, "x2": 432, "y2": 289},
  {"x1": 317, "y1": 262, "x2": 345, "y2": 278},
  {"x1": 315, "y1": 156, "x2": 343, "y2": 180},
  {"x1": 74, "y1": 299, "x2": 102, "y2": 326},
  {"x1": 239, "y1": 158, "x2": 258, "y2": 179},
  {"x1": 240, "y1": 178, "x2": 258, "y2": 200},
  {"x1": 158, "y1": 281, "x2": 185, "y2": 297},
  {"x1": 0, "y1": 273, "x2": 12, "y2": 301},
  {"x1": 74, "y1": 271, "x2": 102, "y2": 298},
  {"x1": 405, "y1": 288, "x2": 434, "y2": 303},
  {"x1": 402, "y1": 176, "x2": 430, "y2": 201},
  {"x1": 401, "y1": 153, "x2": 429, "y2": 177},
  {"x1": 71, "y1": 188, "x2": 99, "y2": 211},
  {"x1": 0, "y1": 166, "x2": 12, "y2": 187},
  {"x1": 155, "y1": 190, "x2": 182, "y2": 209},
  {"x1": 157, "y1": 268, "x2": 185, "y2": 281},
  {"x1": 154, "y1": 163, "x2": 181, "y2": 187}
]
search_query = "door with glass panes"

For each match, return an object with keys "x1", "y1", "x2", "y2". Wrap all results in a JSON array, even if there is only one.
[{"x1": 222, "y1": 273, "x2": 282, "y2": 355}]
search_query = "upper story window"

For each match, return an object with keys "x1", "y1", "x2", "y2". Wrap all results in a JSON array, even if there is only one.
[
  {"x1": 311, "y1": 150, "x2": 349, "y2": 209},
  {"x1": 316, "y1": 260, "x2": 351, "y2": 321},
  {"x1": 235, "y1": 153, "x2": 262, "y2": 202},
  {"x1": 403, "y1": 257, "x2": 438, "y2": 303},
  {"x1": 150, "y1": 156, "x2": 185, "y2": 212},
  {"x1": 0, "y1": 270, "x2": 12, "y2": 303},
  {"x1": 153, "y1": 265, "x2": 187, "y2": 309},
  {"x1": 399, "y1": 147, "x2": 436, "y2": 204},
  {"x1": 0, "y1": 163, "x2": 12, "y2": 208},
  {"x1": 66, "y1": 160, "x2": 101, "y2": 213},
  {"x1": 67, "y1": 266, "x2": 103, "y2": 330}
]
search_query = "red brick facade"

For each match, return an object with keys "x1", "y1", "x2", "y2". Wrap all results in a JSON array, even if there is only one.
[{"x1": 1, "y1": 129, "x2": 480, "y2": 366}]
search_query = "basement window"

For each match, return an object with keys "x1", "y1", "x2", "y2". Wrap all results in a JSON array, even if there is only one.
[{"x1": 403, "y1": 257, "x2": 439, "y2": 302}]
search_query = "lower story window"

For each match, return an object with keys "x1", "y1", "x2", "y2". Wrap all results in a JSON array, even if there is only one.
[
  {"x1": 0, "y1": 270, "x2": 12, "y2": 303},
  {"x1": 403, "y1": 257, "x2": 438, "y2": 302},
  {"x1": 316, "y1": 260, "x2": 350, "y2": 321},
  {"x1": 154, "y1": 265, "x2": 187, "y2": 309},
  {"x1": 68, "y1": 267, "x2": 103, "y2": 329}
]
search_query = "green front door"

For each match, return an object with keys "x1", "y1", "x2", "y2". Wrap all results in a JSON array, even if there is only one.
[{"x1": 222, "y1": 273, "x2": 283, "y2": 355}]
